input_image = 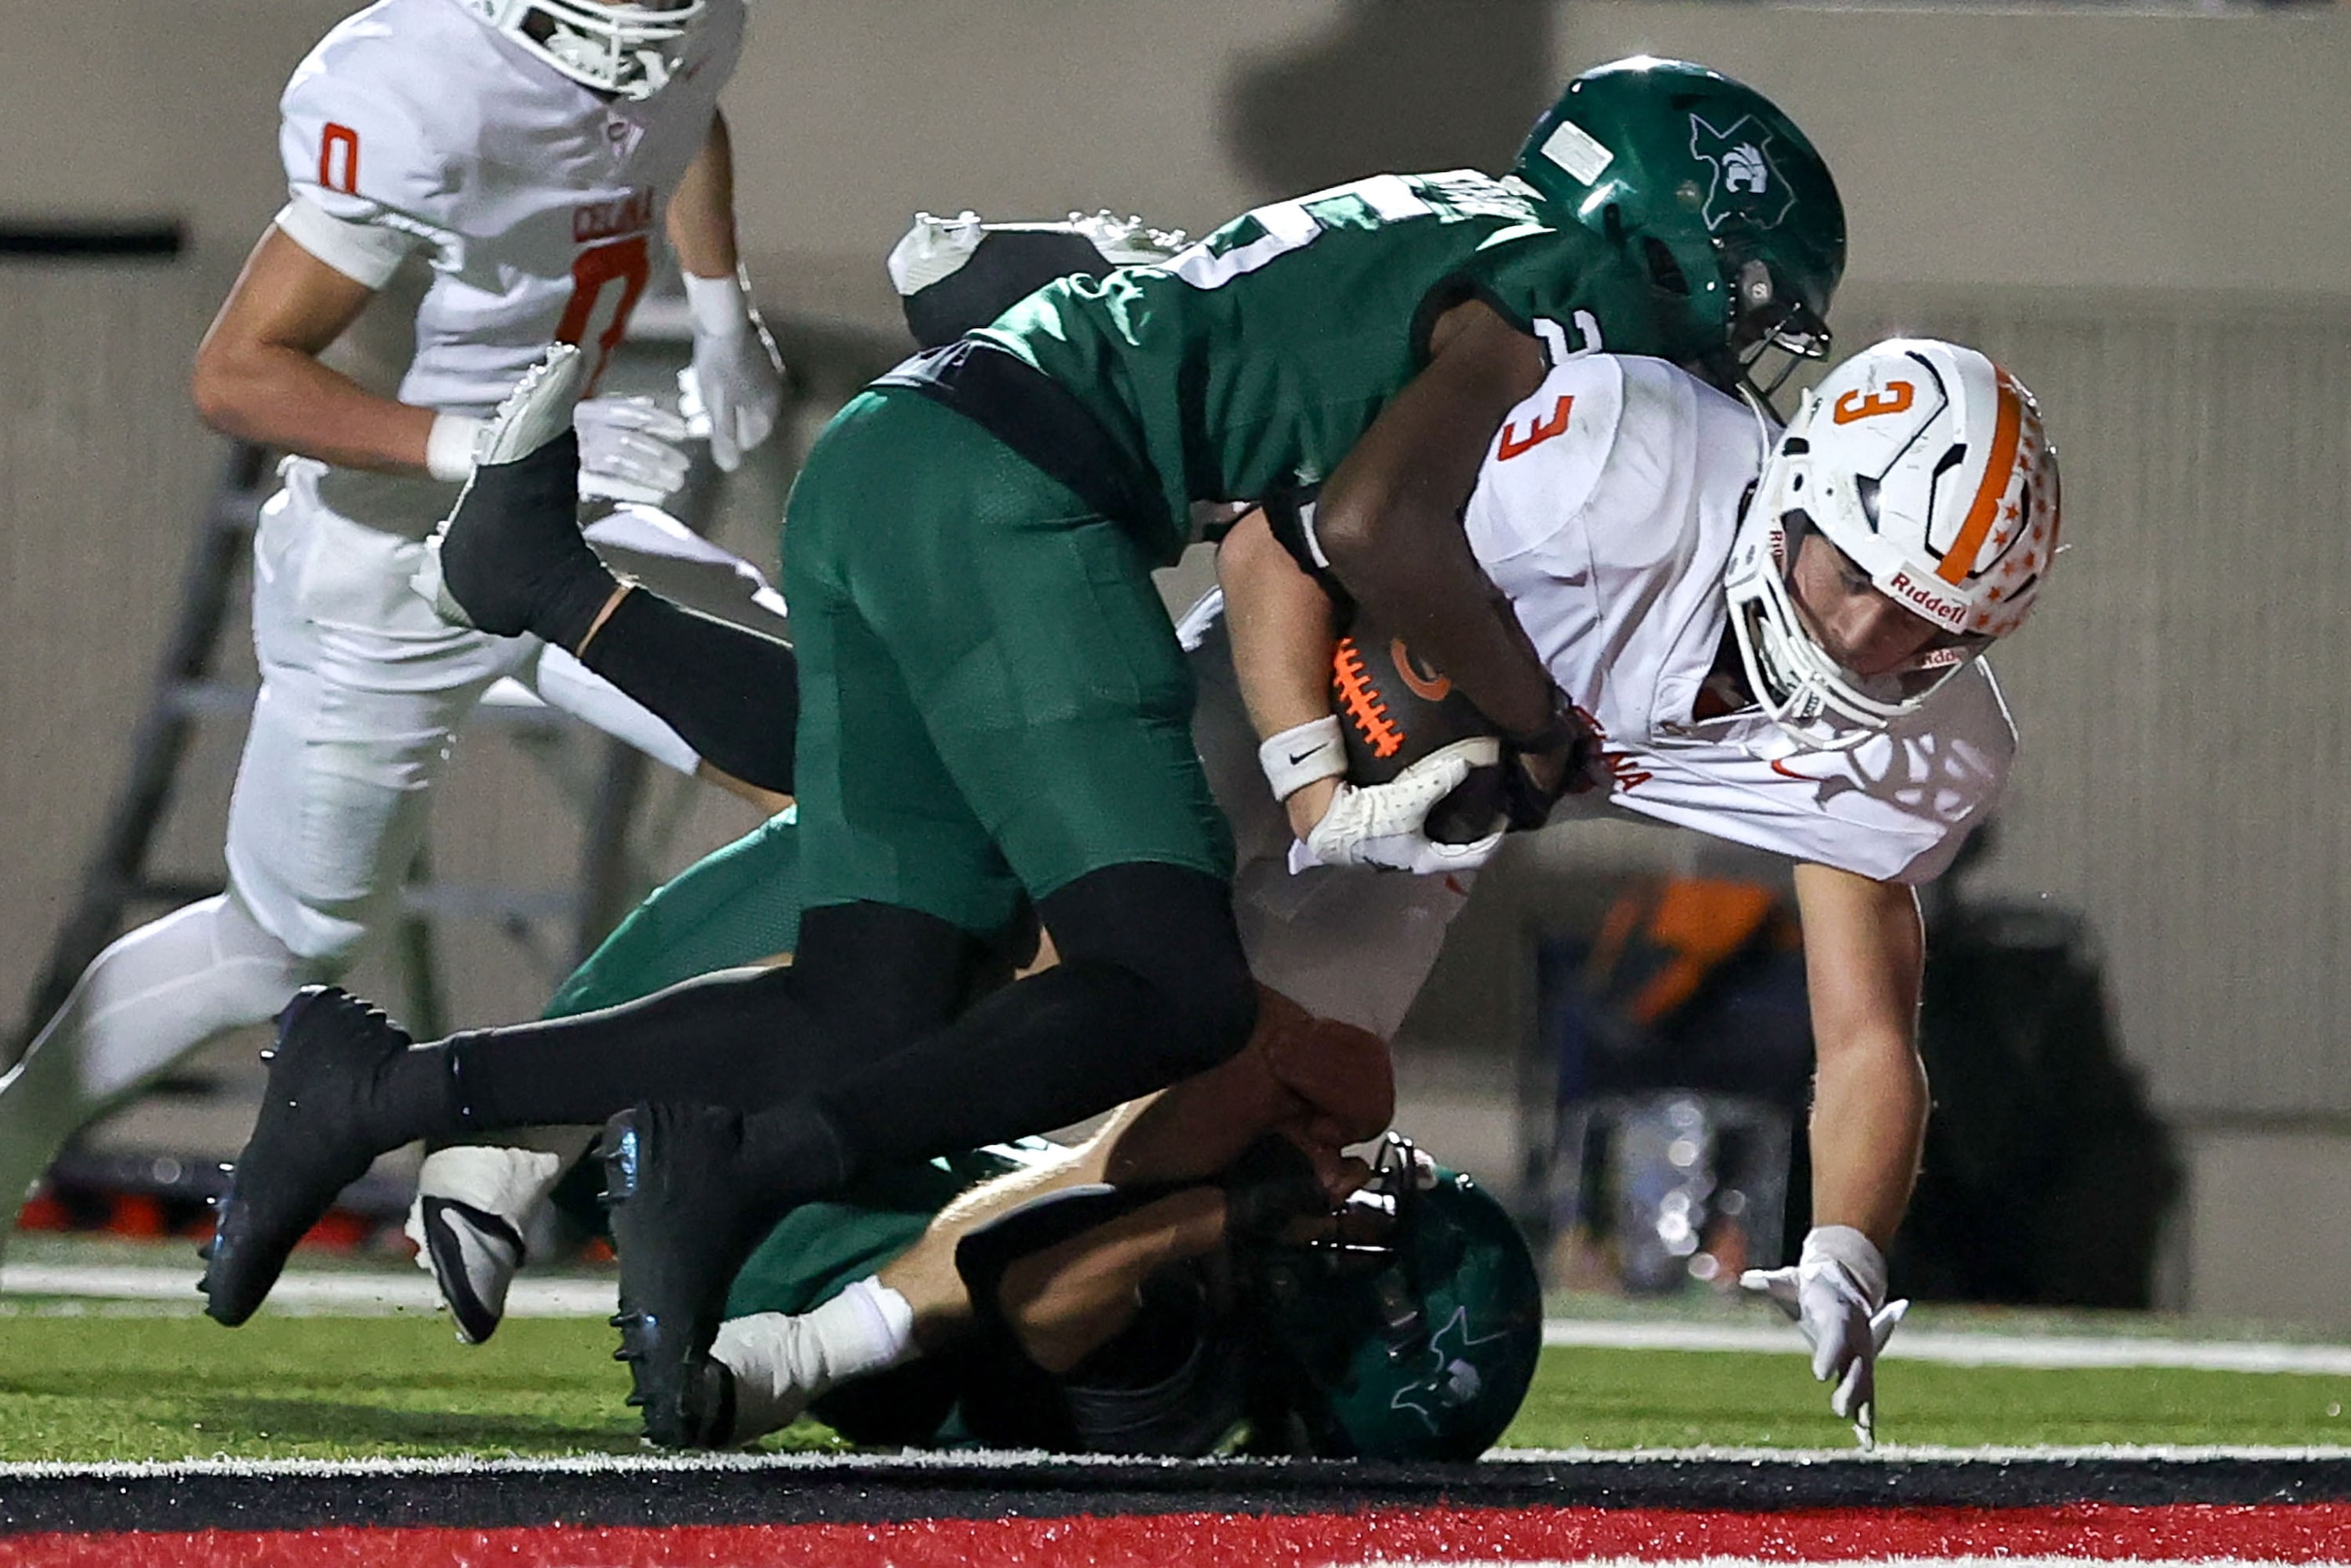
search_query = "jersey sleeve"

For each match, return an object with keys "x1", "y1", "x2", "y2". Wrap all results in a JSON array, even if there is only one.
[
  {"x1": 1873, "y1": 666, "x2": 2018, "y2": 884},
  {"x1": 1449, "y1": 220, "x2": 1668, "y2": 363},
  {"x1": 1613, "y1": 666, "x2": 2017, "y2": 887},
  {"x1": 1464, "y1": 357, "x2": 1620, "y2": 568},
  {"x1": 275, "y1": 38, "x2": 456, "y2": 286}
]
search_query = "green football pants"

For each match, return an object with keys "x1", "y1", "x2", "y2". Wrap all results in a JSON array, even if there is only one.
[{"x1": 783, "y1": 388, "x2": 1230, "y2": 934}]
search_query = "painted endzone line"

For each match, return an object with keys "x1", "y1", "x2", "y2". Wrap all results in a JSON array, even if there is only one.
[
  {"x1": 6, "y1": 1443, "x2": 2351, "y2": 1484},
  {"x1": 8, "y1": 1505, "x2": 2351, "y2": 1566}
]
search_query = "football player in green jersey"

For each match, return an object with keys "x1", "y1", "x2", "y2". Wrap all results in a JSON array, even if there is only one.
[
  {"x1": 202, "y1": 58, "x2": 1842, "y2": 1449},
  {"x1": 477, "y1": 831, "x2": 1536, "y2": 1459},
  {"x1": 715, "y1": 1130, "x2": 1545, "y2": 1461}
]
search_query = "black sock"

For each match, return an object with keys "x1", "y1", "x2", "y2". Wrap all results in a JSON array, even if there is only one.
[
  {"x1": 422, "y1": 903, "x2": 983, "y2": 1136},
  {"x1": 578, "y1": 589, "x2": 800, "y2": 794},
  {"x1": 376, "y1": 1044, "x2": 469, "y2": 1148},
  {"x1": 442, "y1": 965, "x2": 816, "y2": 1132},
  {"x1": 736, "y1": 1100, "x2": 856, "y2": 1199},
  {"x1": 811, "y1": 864, "x2": 1256, "y2": 1171}
]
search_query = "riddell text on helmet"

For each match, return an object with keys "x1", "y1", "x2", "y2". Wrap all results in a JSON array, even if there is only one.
[{"x1": 1886, "y1": 570, "x2": 1969, "y2": 632}]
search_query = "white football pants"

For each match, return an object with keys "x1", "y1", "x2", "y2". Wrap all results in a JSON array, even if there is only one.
[
  {"x1": 1179, "y1": 589, "x2": 1474, "y2": 1044},
  {"x1": 0, "y1": 459, "x2": 728, "y2": 1224}
]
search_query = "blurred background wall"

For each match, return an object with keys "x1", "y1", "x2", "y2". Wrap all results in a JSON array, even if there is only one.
[{"x1": 2, "y1": 0, "x2": 2348, "y2": 1323}]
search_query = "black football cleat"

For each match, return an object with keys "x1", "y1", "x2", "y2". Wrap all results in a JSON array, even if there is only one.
[
  {"x1": 201, "y1": 986, "x2": 413, "y2": 1327},
  {"x1": 600, "y1": 1103, "x2": 771, "y2": 1449},
  {"x1": 415, "y1": 342, "x2": 614, "y2": 646}
]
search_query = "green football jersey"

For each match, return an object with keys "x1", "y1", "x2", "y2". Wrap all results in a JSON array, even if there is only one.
[{"x1": 975, "y1": 169, "x2": 1677, "y2": 562}]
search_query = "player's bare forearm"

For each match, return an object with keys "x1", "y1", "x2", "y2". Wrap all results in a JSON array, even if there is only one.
[
  {"x1": 192, "y1": 225, "x2": 436, "y2": 473},
  {"x1": 1312, "y1": 298, "x2": 1554, "y2": 743},
  {"x1": 996, "y1": 1188, "x2": 1228, "y2": 1373},
  {"x1": 873, "y1": 990, "x2": 1389, "y2": 1350},
  {"x1": 1216, "y1": 508, "x2": 1345, "y2": 835},
  {"x1": 875, "y1": 1107, "x2": 1137, "y2": 1349},
  {"x1": 1219, "y1": 510, "x2": 1340, "y2": 739},
  {"x1": 665, "y1": 110, "x2": 741, "y2": 280},
  {"x1": 1105, "y1": 987, "x2": 1390, "y2": 1197},
  {"x1": 692, "y1": 760, "x2": 791, "y2": 818},
  {"x1": 878, "y1": 1157, "x2": 1228, "y2": 1372},
  {"x1": 984, "y1": 990, "x2": 1401, "y2": 1365},
  {"x1": 1793, "y1": 862, "x2": 1929, "y2": 1249}
]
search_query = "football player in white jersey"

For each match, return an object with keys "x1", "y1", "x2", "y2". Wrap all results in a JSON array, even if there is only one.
[
  {"x1": 1220, "y1": 334, "x2": 2058, "y2": 1440},
  {"x1": 0, "y1": 0, "x2": 794, "y2": 1266}
]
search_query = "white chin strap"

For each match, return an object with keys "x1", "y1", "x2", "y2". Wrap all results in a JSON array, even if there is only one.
[{"x1": 1725, "y1": 526, "x2": 1954, "y2": 753}]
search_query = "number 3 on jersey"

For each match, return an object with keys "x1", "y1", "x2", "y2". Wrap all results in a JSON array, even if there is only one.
[
  {"x1": 1498, "y1": 395, "x2": 1574, "y2": 461},
  {"x1": 555, "y1": 235, "x2": 650, "y2": 392}
]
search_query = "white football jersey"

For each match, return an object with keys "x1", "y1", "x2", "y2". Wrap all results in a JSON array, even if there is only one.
[
  {"x1": 1464, "y1": 353, "x2": 2015, "y2": 885},
  {"x1": 274, "y1": 0, "x2": 746, "y2": 416}
]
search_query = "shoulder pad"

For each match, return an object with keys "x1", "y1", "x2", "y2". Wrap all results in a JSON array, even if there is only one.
[
  {"x1": 1466, "y1": 354, "x2": 1625, "y2": 560},
  {"x1": 280, "y1": 4, "x2": 468, "y2": 222}
]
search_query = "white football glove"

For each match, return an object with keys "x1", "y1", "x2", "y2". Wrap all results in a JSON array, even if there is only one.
[
  {"x1": 574, "y1": 395, "x2": 693, "y2": 506},
  {"x1": 407, "y1": 1144, "x2": 570, "y2": 1346},
  {"x1": 1741, "y1": 1225, "x2": 1909, "y2": 1449},
  {"x1": 1302, "y1": 738, "x2": 1505, "y2": 876},
  {"x1": 680, "y1": 270, "x2": 786, "y2": 472}
]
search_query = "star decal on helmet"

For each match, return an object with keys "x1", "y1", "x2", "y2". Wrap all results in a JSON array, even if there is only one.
[
  {"x1": 1388, "y1": 1303, "x2": 1514, "y2": 1431},
  {"x1": 1690, "y1": 114, "x2": 1798, "y2": 232}
]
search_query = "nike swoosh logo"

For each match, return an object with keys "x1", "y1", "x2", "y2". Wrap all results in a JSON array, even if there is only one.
[
  {"x1": 1770, "y1": 758, "x2": 1809, "y2": 781},
  {"x1": 1288, "y1": 747, "x2": 1325, "y2": 766}
]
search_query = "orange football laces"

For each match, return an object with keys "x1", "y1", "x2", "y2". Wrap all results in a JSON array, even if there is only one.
[{"x1": 1332, "y1": 635, "x2": 1405, "y2": 759}]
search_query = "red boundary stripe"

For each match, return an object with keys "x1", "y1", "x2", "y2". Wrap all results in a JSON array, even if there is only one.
[{"x1": 7, "y1": 1504, "x2": 2351, "y2": 1566}]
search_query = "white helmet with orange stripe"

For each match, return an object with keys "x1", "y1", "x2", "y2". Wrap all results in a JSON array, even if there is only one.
[{"x1": 1725, "y1": 337, "x2": 2060, "y2": 741}]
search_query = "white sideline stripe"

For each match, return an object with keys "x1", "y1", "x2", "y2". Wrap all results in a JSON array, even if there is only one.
[
  {"x1": 1543, "y1": 1319, "x2": 2351, "y2": 1376},
  {"x1": 0, "y1": 1262, "x2": 614, "y2": 1317},
  {"x1": 9, "y1": 1264, "x2": 2351, "y2": 1377},
  {"x1": 8, "y1": 1442, "x2": 2351, "y2": 1482}
]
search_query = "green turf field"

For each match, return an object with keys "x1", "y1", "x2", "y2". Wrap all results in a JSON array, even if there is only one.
[
  {"x1": 1513, "y1": 1348, "x2": 2351, "y2": 1452},
  {"x1": 2, "y1": 1303, "x2": 2348, "y2": 1464}
]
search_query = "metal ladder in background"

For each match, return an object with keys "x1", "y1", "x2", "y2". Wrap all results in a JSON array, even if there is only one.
[
  {"x1": 17, "y1": 443, "x2": 286, "y2": 1044},
  {"x1": 13, "y1": 441, "x2": 662, "y2": 1059},
  {"x1": 11, "y1": 301, "x2": 906, "y2": 1066},
  {"x1": 8, "y1": 308, "x2": 896, "y2": 1225}
]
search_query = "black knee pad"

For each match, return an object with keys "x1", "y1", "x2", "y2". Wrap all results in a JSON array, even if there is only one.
[{"x1": 1039, "y1": 864, "x2": 1256, "y2": 1080}]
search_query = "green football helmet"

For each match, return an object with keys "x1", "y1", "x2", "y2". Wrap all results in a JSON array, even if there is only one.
[
  {"x1": 1244, "y1": 1136, "x2": 1544, "y2": 1462},
  {"x1": 1512, "y1": 55, "x2": 1846, "y2": 403}
]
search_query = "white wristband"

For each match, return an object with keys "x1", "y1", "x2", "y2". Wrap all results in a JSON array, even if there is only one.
[
  {"x1": 424, "y1": 412, "x2": 488, "y2": 483},
  {"x1": 1259, "y1": 715, "x2": 1347, "y2": 801},
  {"x1": 683, "y1": 267, "x2": 756, "y2": 337},
  {"x1": 1801, "y1": 1224, "x2": 1888, "y2": 1309}
]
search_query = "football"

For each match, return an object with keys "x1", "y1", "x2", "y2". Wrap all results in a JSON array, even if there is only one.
[{"x1": 1330, "y1": 615, "x2": 1509, "y2": 845}]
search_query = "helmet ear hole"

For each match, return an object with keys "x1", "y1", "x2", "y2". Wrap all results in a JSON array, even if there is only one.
[
  {"x1": 1855, "y1": 473, "x2": 1882, "y2": 529},
  {"x1": 1641, "y1": 237, "x2": 1691, "y2": 297}
]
